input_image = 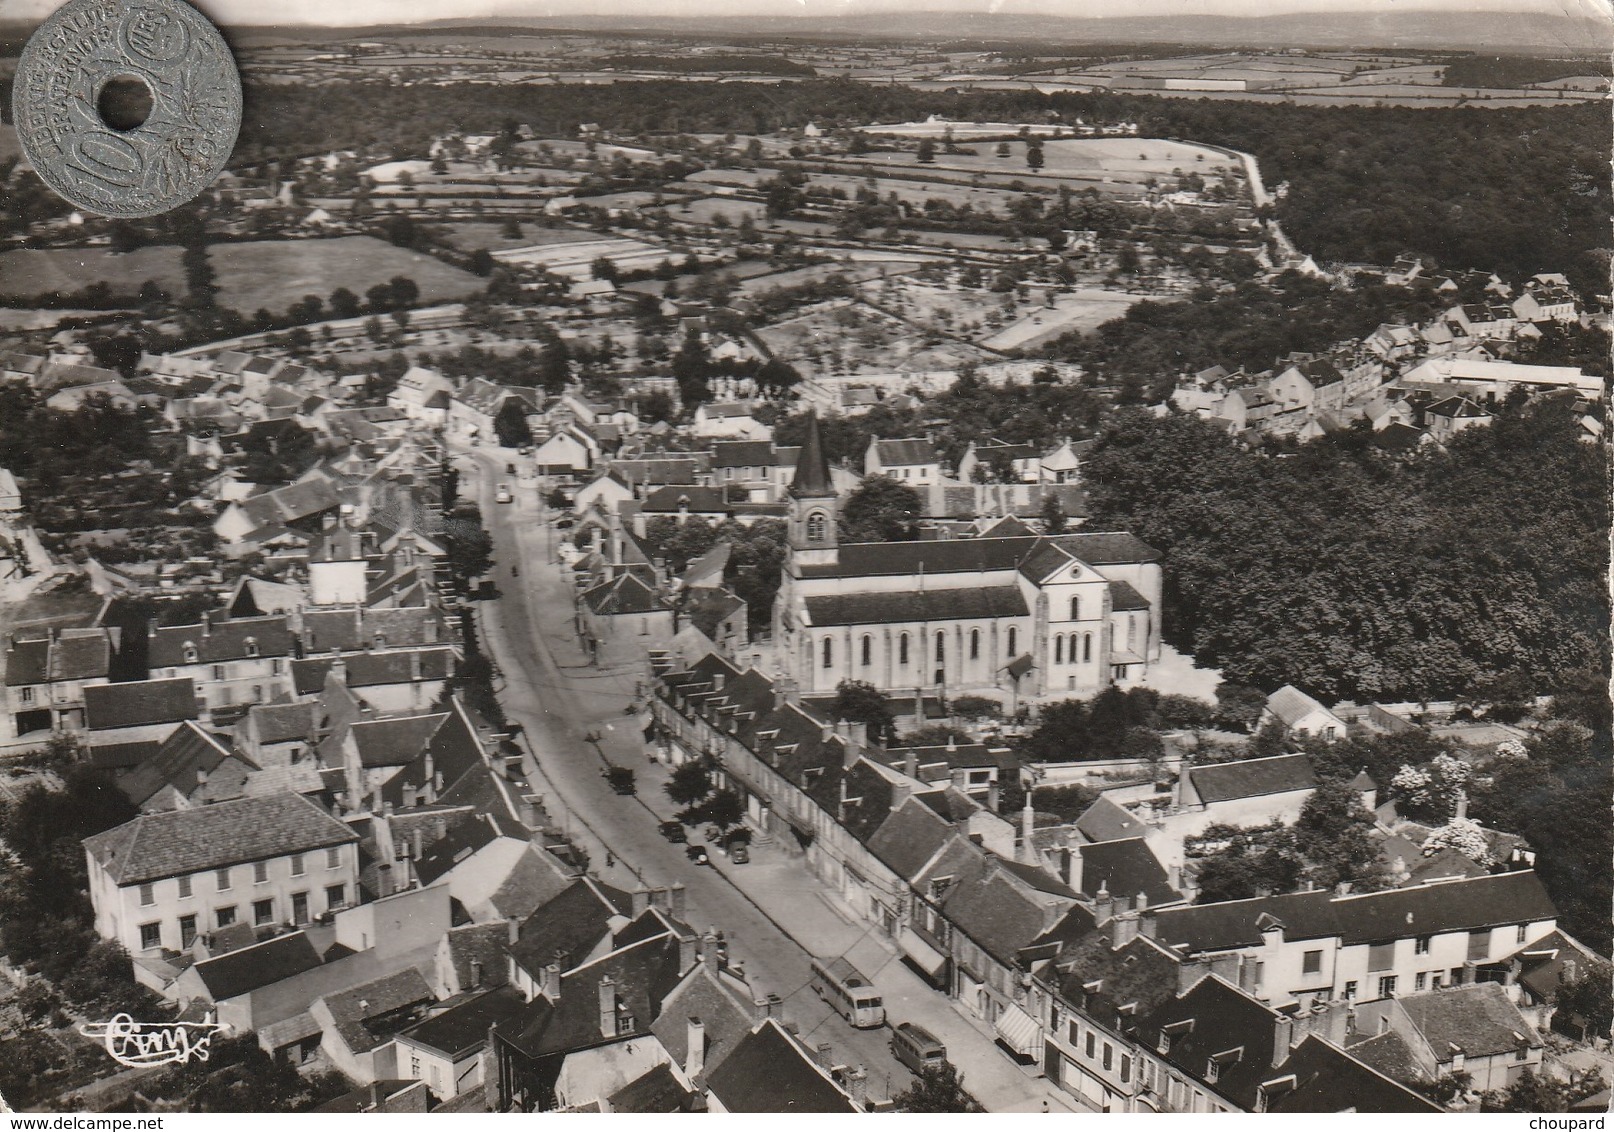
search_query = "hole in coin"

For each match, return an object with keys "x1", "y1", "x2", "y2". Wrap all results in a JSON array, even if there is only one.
[{"x1": 97, "y1": 74, "x2": 154, "y2": 132}]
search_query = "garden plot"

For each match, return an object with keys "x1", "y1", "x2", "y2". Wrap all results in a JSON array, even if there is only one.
[{"x1": 755, "y1": 300, "x2": 995, "y2": 377}]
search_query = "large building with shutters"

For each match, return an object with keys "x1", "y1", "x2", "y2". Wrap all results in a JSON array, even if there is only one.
[{"x1": 772, "y1": 414, "x2": 1164, "y2": 707}]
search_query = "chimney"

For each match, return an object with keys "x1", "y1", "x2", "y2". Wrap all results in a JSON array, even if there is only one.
[
  {"x1": 750, "y1": 997, "x2": 770, "y2": 1024},
  {"x1": 702, "y1": 931, "x2": 720, "y2": 977},
  {"x1": 904, "y1": 749, "x2": 918, "y2": 779},
  {"x1": 685, "y1": 1017, "x2": 706, "y2": 1083},
  {"x1": 1135, "y1": 889, "x2": 1149, "y2": 912},
  {"x1": 1564, "y1": 958, "x2": 1579, "y2": 984},
  {"x1": 1272, "y1": 1013, "x2": 1294, "y2": 1067},
  {"x1": 987, "y1": 779, "x2": 1000, "y2": 814},
  {"x1": 1093, "y1": 883, "x2": 1113, "y2": 924},
  {"x1": 1504, "y1": 959, "x2": 1521, "y2": 987},
  {"x1": 201, "y1": 611, "x2": 212, "y2": 638},
  {"x1": 632, "y1": 887, "x2": 651, "y2": 918},
  {"x1": 1112, "y1": 910, "x2": 1140, "y2": 950},
  {"x1": 147, "y1": 617, "x2": 159, "y2": 638},
  {"x1": 844, "y1": 1066, "x2": 868, "y2": 1109},
  {"x1": 764, "y1": 993, "x2": 783, "y2": 1020},
  {"x1": 775, "y1": 677, "x2": 801, "y2": 708},
  {"x1": 410, "y1": 650, "x2": 422, "y2": 681},
  {"x1": 1018, "y1": 794, "x2": 1036, "y2": 864},
  {"x1": 412, "y1": 829, "x2": 424, "y2": 860},
  {"x1": 506, "y1": 917, "x2": 520, "y2": 946},
  {"x1": 425, "y1": 618, "x2": 440, "y2": 644},
  {"x1": 195, "y1": 767, "x2": 208, "y2": 787},
  {"x1": 1453, "y1": 787, "x2": 1468, "y2": 821},
  {"x1": 815, "y1": 1042, "x2": 834, "y2": 1068},
  {"x1": 1460, "y1": 960, "x2": 1476, "y2": 986},
  {"x1": 679, "y1": 932, "x2": 699, "y2": 972},
  {"x1": 1140, "y1": 908, "x2": 1158, "y2": 941},
  {"x1": 598, "y1": 976, "x2": 617, "y2": 1038},
  {"x1": 668, "y1": 883, "x2": 686, "y2": 920},
  {"x1": 542, "y1": 962, "x2": 562, "y2": 1001}
]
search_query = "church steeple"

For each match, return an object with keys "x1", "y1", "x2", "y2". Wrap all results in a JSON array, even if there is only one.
[
  {"x1": 787, "y1": 411, "x2": 838, "y2": 564},
  {"x1": 790, "y1": 410, "x2": 834, "y2": 499}
]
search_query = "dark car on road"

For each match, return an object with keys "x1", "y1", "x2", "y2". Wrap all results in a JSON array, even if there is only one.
[
  {"x1": 658, "y1": 820, "x2": 687, "y2": 843},
  {"x1": 728, "y1": 841, "x2": 750, "y2": 864}
]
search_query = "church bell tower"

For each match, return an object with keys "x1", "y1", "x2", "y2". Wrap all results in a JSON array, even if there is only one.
[{"x1": 786, "y1": 410, "x2": 839, "y2": 568}]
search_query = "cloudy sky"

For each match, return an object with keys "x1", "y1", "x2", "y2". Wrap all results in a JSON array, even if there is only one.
[{"x1": 3, "y1": 0, "x2": 1608, "y2": 28}]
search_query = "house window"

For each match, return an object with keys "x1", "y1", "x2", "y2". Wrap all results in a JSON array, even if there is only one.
[
  {"x1": 217, "y1": 868, "x2": 231, "y2": 891},
  {"x1": 1102, "y1": 1043, "x2": 1113, "y2": 1071},
  {"x1": 1055, "y1": 636, "x2": 1065, "y2": 664},
  {"x1": 253, "y1": 686, "x2": 264, "y2": 702},
  {"x1": 1415, "y1": 972, "x2": 1428, "y2": 991},
  {"x1": 1324, "y1": 726, "x2": 1337, "y2": 741},
  {"x1": 254, "y1": 861, "x2": 269, "y2": 884},
  {"x1": 177, "y1": 876, "x2": 192, "y2": 899},
  {"x1": 1007, "y1": 627, "x2": 1017, "y2": 656},
  {"x1": 327, "y1": 847, "x2": 342, "y2": 869},
  {"x1": 1431, "y1": 973, "x2": 1444, "y2": 990},
  {"x1": 1085, "y1": 1033, "x2": 1095, "y2": 1059},
  {"x1": 1516, "y1": 924, "x2": 1528, "y2": 945},
  {"x1": 212, "y1": 664, "x2": 226, "y2": 682},
  {"x1": 898, "y1": 634, "x2": 909, "y2": 665},
  {"x1": 139, "y1": 922, "x2": 161, "y2": 950},
  {"x1": 326, "y1": 883, "x2": 346, "y2": 910},
  {"x1": 253, "y1": 898, "x2": 274, "y2": 926},
  {"x1": 1069, "y1": 597, "x2": 1081, "y2": 620},
  {"x1": 1415, "y1": 935, "x2": 1431, "y2": 955},
  {"x1": 216, "y1": 905, "x2": 236, "y2": 928},
  {"x1": 1378, "y1": 975, "x2": 1398, "y2": 999},
  {"x1": 1368, "y1": 941, "x2": 1396, "y2": 971},
  {"x1": 139, "y1": 883, "x2": 155, "y2": 906},
  {"x1": 179, "y1": 914, "x2": 197, "y2": 949},
  {"x1": 183, "y1": 644, "x2": 198, "y2": 664},
  {"x1": 969, "y1": 629, "x2": 980, "y2": 660},
  {"x1": 1302, "y1": 950, "x2": 1322, "y2": 975},
  {"x1": 1343, "y1": 981, "x2": 1357, "y2": 999},
  {"x1": 934, "y1": 631, "x2": 945, "y2": 662},
  {"x1": 17, "y1": 686, "x2": 32, "y2": 703},
  {"x1": 1083, "y1": 633, "x2": 1092, "y2": 663},
  {"x1": 272, "y1": 658, "x2": 284, "y2": 675},
  {"x1": 861, "y1": 635, "x2": 872, "y2": 667},
  {"x1": 291, "y1": 854, "x2": 304, "y2": 877},
  {"x1": 244, "y1": 638, "x2": 258, "y2": 658},
  {"x1": 821, "y1": 638, "x2": 833, "y2": 669},
  {"x1": 806, "y1": 512, "x2": 827, "y2": 543},
  {"x1": 1121, "y1": 1055, "x2": 1131, "y2": 1084},
  {"x1": 1514, "y1": 1046, "x2": 1528, "y2": 1062}
]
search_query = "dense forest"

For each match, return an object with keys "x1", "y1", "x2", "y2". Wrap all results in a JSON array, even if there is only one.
[
  {"x1": 207, "y1": 79, "x2": 1612, "y2": 290},
  {"x1": 1440, "y1": 54, "x2": 1610, "y2": 89},
  {"x1": 1082, "y1": 400, "x2": 1609, "y2": 703}
]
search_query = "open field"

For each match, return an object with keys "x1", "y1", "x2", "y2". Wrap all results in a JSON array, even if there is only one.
[
  {"x1": 669, "y1": 196, "x2": 766, "y2": 226},
  {"x1": 207, "y1": 236, "x2": 482, "y2": 313},
  {"x1": 492, "y1": 234, "x2": 671, "y2": 278},
  {"x1": 0, "y1": 246, "x2": 186, "y2": 296},
  {"x1": 755, "y1": 299, "x2": 996, "y2": 377},
  {"x1": 740, "y1": 260, "x2": 921, "y2": 296},
  {"x1": 437, "y1": 221, "x2": 599, "y2": 252},
  {"x1": 978, "y1": 288, "x2": 1143, "y2": 350}
]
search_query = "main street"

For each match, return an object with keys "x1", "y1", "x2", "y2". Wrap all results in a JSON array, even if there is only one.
[{"x1": 456, "y1": 445, "x2": 1077, "y2": 1113}]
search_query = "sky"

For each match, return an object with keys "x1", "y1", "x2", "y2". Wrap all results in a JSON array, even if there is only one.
[{"x1": 2, "y1": 0, "x2": 1609, "y2": 29}]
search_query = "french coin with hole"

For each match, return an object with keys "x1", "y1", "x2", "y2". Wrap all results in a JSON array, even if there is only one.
[{"x1": 11, "y1": 0, "x2": 241, "y2": 217}]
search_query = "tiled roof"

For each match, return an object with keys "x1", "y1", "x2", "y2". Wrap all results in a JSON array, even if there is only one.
[
  {"x1": 84, "y1": 678, "x2": 200, "y2": 730},
  {"x1": 651, "y1": 964, "x2": 757, "y2": 1082},
  {"x1": 705, "y1": 1020, "x2": 858, "y2": 1113},
  {"x1": 1395, "y1": 982, "x2": 1543, "y2": 1059},
  {"x1": 441, "y1": 922, "x2": 514, "y2": 994},
  {"x1": 1269, "y1": 1033, "x2": 1441, "y2": 1113},
  {"x1": 1264, "y1": 685, "x2": 1333, "y2": 728},
  {"x1": 83, "y1": 792, "x2": 358, "y2": 885},
  {"x1": 1075, "y1": 796, "x2": 1148, "y2": 843},
  {"x1": 1343, "y1": 1028, "x2": 1424, "y2": 1085},
  {"x1": 321, "y1": 968, "x2": 435, "y2": 1055},
  {"x1": 1108, "y1": 580, "x2": 1151, "y2": 612},
  {"x1": 1054, "y1": 932, "x2": 1182, "y2": 1022},
  {"x1": 1149, "y1": 871, "x2": 1557, "y2": 953},
  {"x1": 583, "y1": 573, "x2": 666, "y2": 616},
  {"x1": 1077, "y1": 838, "x2": 1183, "y2": 907},
  {"x1": 798, "y1": 532, "x2": 1159, "y2": 581},
  {"x1": 293, "y1": 648, "x2": 456, "y2": 694},
  {"x1": 641, "y1": 485, "x2": 729, "y2": 513},
  {"x1": 710, "y1": 440, "x2": 775, "y2": 468},
  {"x1": 193, "y1": 931, "x2": 324, "y2": 1001},
  {"x1": 398, "y1": 985, "x2": 530, "y2": 1058},
  {"x1": 507, "y1": 879, "x2": 629, "y2": 976},
  {"x1": 300, "y1": 607, "x2": 447, "y2": 653},
  {"x1": 119, "y1": 721, "x2": 245, "y2": 808},
  {"x1": 871, "y1": 438, "x2": 937, "y2": 467},
  {"x1": 857, "y1": 796, "x2": 950, "y2": 882},
  {"x1": 246, "y1": 701, "x2": 319, "y2": 744},
  {"x1": 803, "y1": 585, "x2": 1027, "y2": 627},
  {"x1": 349, "y1": 713, "x2": 450, "y2": 768},
  {"x1": 1188, "y1": 754, "x2": 1317, "y2": 805},
  {"x1": 607, "y1": 1063, "x2": 696, "y2": 1113},
  {"x1": 1139, "y1": 974, "x2": 1281, "y2": 1109},
  {"x1": 413, "y1": 813, "x2": 508, "y2": 887},
  {"x1": 4, "y1": 637, "x2": 48, "y2": 685},
  {"x1": 943, "y1": 863, "x2": 1063, "y2": 968},
  {"x1": 149, "y1": 615, "x2": 294, "y2": 667}
]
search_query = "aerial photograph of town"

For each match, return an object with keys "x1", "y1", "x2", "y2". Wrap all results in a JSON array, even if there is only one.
[{"x1": 0, "y1": 0, "x2": 1608, "y2": 1115}]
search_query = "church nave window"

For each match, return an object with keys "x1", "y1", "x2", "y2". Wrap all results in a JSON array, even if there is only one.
[
  {"x1": 1083, "y1": 633, "x2": 1093, "y2": 663},
  {"x1": 1007, "y1": 627, "x2": 1017, "y2": 656},
  {"x1": 898, "y1": 633, "x2": 910, "y2": 665},
  {"x1": 1070, "y1": 596, "x2": 1081, "y2": 621},
  {"x1": 1055, "y1": 636, "x2": 1064, "y2": 663},
  {"x1": 934, "y1": 631, "x2": 946, "y2": 662},
  {"x1": 822, "y1": 637, "x2": 834, "y2": 668},
  {"x1": 861, "y1": 635, "x2": 873, "y2": 667},
  {"x1": 969, "y1": 629, "x2": 980, "y2": 660}
]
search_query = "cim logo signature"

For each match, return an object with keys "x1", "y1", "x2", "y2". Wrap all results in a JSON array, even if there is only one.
[{"x1": 79, "y1": 1014, "x2": 229, "y2": 1068}]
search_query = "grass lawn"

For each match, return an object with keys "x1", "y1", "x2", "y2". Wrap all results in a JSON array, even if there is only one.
[
  {"x1": 208, "y1": 236, "x2": 481, "y2": 314},
  {"x1": 437, "y1": 221, "x2": 599, "y2": 252}
]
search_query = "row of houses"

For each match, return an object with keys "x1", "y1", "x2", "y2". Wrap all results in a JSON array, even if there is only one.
[{"x1": 648, "y1": 650, "x2": 1595, "y2": 1111}]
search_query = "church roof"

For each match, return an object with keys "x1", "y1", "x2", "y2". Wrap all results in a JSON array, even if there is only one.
[
  {"x1": 802, "y1": 586, "x2": 1028, "y2": 627},
  {"x1": 797, "y1": 533, "x2": 1159, "y2": 581},
  {"x1": 789, "y1": 411, "x2": 833, "y2": 498}
]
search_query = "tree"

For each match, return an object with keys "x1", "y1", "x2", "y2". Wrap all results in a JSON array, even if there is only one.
[
  {"x1": 1554, "y1": 968, "x2": 1614, "y2": 1040},
  {"x1": 329, "y1": 286, "x2": 361, "y2": 319},
  {"x1": 830, "y1": 680, "x2": 896, "y2": 745},
  {"x1": 443, "y1": 505, "x2": 494, "y2": 585},
  {"x1": 468, "y1": 247, "x2": 496, "y2": 276},
  {"x1": 665, "y1": 762, "x2": 714, "y2": 808},
  {"x1": 1214, "y1": 682, "x2": 1268, "y2": 732},
  {"x1": 1026, "y1": 142, "x2": 1044, "y2": 170},
  {"x1": 1294, "y1": 779, "x2": 1386, "y2": 892},
  {"x1": 840, "y1": 475, "x2": 920, "y2": 543},
  {"x1": 1190, "y1": 822, "x2": 1301, "y2": 903},
  {"x1": 994, "y1": 141, "x2": 1012, "y2": 158},
  {"x1": 894, "y1": 1063, "x2": 985, "y2": 1113},
  {"x1": 916, "y1": 138, "x2": 936, "y2": 164},
  {"x1": 1039, "y1": 492, "x2": 1068, "y2": 535},
  {"x1": 501, "y1": 216, "x2": 524, "y2": 240},
  {"x1": 591, "y1": 255, "x2": 619, "y2": 283},
  {"x1": 702, "y1": 789, "x2": 744, "y2": 830}
]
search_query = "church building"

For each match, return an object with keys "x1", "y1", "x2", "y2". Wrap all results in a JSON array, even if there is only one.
[{"x1": 773, "y1": 413, "x2": 1164, "y2": 707}]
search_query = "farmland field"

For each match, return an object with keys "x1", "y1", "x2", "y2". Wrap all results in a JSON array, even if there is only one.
[
  {"x1": 978, "y1": 288, "x2": 1142, "y2": 350},
  {"x1": 207, "y1": 236, "x2": 481, "y2": 313},
  {"x1": 0, "y1": 246, "x2": 186, "y2": 296},
  {"x1": 437, "y1": 221, "x2": 599, "y2": 251}
]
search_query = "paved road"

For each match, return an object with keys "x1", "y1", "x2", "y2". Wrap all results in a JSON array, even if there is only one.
[
  {"x1": 459, "y1": 447, "x2": 1079, "y2": 1112},
  {"x1": 457, "y1": 450, "x2": 920, "y2": 1102}
]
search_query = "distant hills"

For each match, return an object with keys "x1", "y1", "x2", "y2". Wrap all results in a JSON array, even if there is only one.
[{"x1": 1, "y1": 6, "x2": 1608, "y2": 54}]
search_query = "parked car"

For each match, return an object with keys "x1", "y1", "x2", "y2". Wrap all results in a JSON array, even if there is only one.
[
  {"x1": 728, "y1": 841, "x2": 750, "y2": 864},
  {"x1": 890, "y1": 1022, "x2": 948, "y2": 1074},
  {"x1": 686, "y1": 845, "x2": 710, "y2": 866},
  {"x1": 658, "y1": 820, "x2": 687, "y2": 843},
  {"x1": 495, "y1": 483, "x2": 513, "y2": 504}
]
